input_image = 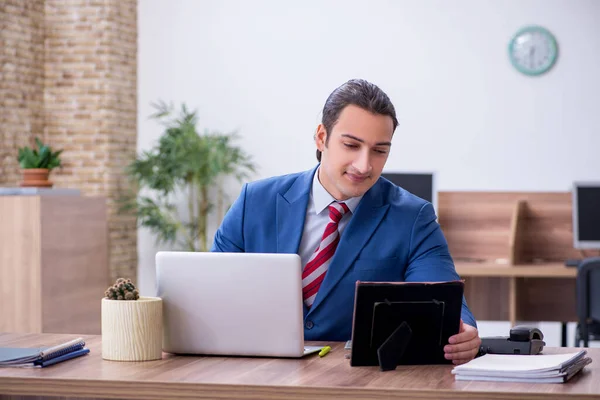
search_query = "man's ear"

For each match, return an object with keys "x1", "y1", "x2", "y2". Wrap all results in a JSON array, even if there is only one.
[{"x1": 315, "y1": 124, "x2": 327, "y2": 152}]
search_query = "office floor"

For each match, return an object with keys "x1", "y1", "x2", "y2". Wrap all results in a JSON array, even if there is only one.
[{"x1": 478, "y1": 321, "x2": 600, "y2": 348}]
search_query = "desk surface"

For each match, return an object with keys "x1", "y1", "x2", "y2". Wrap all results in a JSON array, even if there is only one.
[
  {"x1": 455, "y1": 261, "x2": 577, "y2": 278},
  {"x1": 0, "y1": 333, "x2": 598, "y2": 400}
]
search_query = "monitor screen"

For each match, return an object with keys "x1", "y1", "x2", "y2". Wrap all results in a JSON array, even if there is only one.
[
  {"x1": 573, "y1": 184, "x2": 600, "y2": 249},
  {"x1": 381, "y1": 172, "x2": 433, "y2": 203}
]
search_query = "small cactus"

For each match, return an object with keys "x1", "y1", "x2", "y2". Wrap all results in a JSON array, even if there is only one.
[{"x1": 104, "y1": 278, "x2": 140, "y2": 300}]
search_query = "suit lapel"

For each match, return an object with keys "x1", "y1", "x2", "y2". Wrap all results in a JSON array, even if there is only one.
[
  {"x1": 276, "y1": 167, "x2": 315, "y2": 254},
  {"x1": 308, "y1": 179, "x2": 390, "y2": 313}
]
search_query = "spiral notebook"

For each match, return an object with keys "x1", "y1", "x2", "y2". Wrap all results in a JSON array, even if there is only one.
[{"x1": 0, "y1": 337, "x2": 89, "y2": 367}]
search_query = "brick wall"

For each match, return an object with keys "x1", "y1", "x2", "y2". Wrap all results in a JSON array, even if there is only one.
[
  {"x1": 0, "y1": 0, "x2": 138, "y2": 283},
  {"x1": 0, "y1": 0, "x2": 45, "y2": 184}
]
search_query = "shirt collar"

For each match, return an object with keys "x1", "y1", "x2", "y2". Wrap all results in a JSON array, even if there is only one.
[{"x1": 311, "y1": 167, "x2": 363, "y2": 215}]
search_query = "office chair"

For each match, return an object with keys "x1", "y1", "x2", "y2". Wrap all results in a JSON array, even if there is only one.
[{"x1": 575, "y1": 257, "x2": 600, "y2": 347}]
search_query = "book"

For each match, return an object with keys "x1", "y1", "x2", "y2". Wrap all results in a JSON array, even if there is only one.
[
  {"x1": 0, "y1": 337, "x2": 89, "y2": 367},
  {"x1": 452, "y1": 350, "x2": 592, "y2": 383}
]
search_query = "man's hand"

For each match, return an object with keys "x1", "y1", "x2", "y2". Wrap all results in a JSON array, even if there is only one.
[{"x1": 444, "y1": 319, "x2": 481, "y2": 365}]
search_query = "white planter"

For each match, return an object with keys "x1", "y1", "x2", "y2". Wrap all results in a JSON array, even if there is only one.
[{"x1": 101, "y1": 296, "x2": 163, "y2": 361}]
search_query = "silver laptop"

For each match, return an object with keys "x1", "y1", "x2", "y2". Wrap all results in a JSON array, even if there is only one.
[{"x1": 155, "y1": 251, "x2": 323, "y2": 358}]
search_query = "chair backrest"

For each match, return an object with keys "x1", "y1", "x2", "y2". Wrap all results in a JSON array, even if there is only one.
[{"x1": 576, "y1": 257, "x2": 600, "y2": 323}]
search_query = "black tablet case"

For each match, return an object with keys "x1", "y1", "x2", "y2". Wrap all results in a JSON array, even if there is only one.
[{"x1": 350, "y1": 281, "x2": 464, "y2": 369}]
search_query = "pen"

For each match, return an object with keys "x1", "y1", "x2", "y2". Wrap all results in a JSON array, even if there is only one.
[{"x1": 319, "y1": 346, "x2": 331, "y2": 357}]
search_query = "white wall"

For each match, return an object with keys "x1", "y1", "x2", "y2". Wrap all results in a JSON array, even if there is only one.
[{"x1": 138, "y1": 0, "x2": 600, "y2": 345}]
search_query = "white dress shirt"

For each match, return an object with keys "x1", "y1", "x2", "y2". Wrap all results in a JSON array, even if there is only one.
[{"x1": 298, "y1": 168, "x2": 363, "y2": 269}]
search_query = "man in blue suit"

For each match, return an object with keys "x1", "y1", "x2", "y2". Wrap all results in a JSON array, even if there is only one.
[{"x1": 212, "y1": 79, "x2": 481, "y2": 364}]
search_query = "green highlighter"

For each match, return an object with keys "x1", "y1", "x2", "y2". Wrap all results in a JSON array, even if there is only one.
[{"x1": 319, "y1": 346, "x2": 331, "y2": 357}]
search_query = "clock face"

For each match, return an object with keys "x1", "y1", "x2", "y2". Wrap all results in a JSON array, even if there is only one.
[{"x1": 508, "y1": 26, "x2": 558, "y2": 76}]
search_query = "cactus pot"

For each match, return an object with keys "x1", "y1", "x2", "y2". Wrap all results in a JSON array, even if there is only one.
[{"x1": 101, "y1": 296, "x2": 163, "y2": 361}]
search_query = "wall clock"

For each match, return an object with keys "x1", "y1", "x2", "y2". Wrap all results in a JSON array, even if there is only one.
[{"x1": 508, "y1": 25, "x2": 558, "y2": 76}]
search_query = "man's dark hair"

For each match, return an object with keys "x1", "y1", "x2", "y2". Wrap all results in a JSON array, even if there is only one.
[{"x1": 316, "y1": 79, "x2": 398, "y2": 161}]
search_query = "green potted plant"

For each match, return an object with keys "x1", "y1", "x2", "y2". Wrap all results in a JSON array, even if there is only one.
[
  {"x1": 122, "y1": 101, "x2": 257, "y2": 251},
  {"x1": 17, "y1": 137, "x2": 63, "y2": 187},
  {"x1": 101, "y1": 278, "x2": 163, "y2": 361}
]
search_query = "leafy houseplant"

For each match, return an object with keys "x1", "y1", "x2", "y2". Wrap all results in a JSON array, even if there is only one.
[
  {"x1": 124, "y1": 101, "x2": 257, "y2": 252},
  {"x1": 101, "y1": 278, "x2": 162, "y2": 361},
  {"x1": 17, "y1": 137, "x2": 63, "y2": 187}
]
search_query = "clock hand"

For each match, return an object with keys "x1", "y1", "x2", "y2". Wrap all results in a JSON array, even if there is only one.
[{"x1": 529, "y1": 46, "x2": 535, "y2": 68}]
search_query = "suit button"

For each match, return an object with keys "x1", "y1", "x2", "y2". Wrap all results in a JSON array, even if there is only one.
[{"x1": 305, "y1": 320, "x2": 314, "y2": 330}]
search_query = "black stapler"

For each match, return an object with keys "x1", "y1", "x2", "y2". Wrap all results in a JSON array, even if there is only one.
[{"x1": 479, "y1": 325, "x2": 545, "y2": 356}]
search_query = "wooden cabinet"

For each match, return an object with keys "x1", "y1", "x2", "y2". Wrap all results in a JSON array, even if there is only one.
[{"x1": 0, "y1": 195, "x2": 108, "y2": 334}]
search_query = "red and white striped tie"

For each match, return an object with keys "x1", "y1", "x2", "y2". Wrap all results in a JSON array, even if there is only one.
[{"x1": 302, "y1": 201, "x2": 350, "y2": 307}]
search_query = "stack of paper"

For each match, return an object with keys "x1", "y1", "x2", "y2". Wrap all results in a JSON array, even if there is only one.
[{"x1": 452, "y1": 350, "x2": 592, "y2": 383}]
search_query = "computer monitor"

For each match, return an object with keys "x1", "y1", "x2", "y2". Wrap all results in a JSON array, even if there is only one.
[
  {"x1": 381, "y1": 172, "x2": 434, "y2": 203},
  {"x1": 572, "y1": 182, "x2": 600, "y2": 249}
]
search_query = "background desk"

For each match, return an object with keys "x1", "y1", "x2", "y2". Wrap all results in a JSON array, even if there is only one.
[
  {"x1": 439, "y1": 192, "x2": 583, "y2": 346},
  {"x1": 0, "y1": 333, "x2": 598, "y2": 400},
  {"x1": 455, "y1": 262, "x2": 577, "y2": 326}
]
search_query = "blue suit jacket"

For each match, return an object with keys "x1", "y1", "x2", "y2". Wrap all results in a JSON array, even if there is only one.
[{"x1": 211, "y1": 165, "x2": 476, "y2": 341}]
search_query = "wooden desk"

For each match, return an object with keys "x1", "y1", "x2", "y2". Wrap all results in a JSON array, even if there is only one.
[
  {"x1": 455, "y1": 262, "x2": 577, "y2": 328},
  {"x1": 0, "y1": 333, "x2": 598, "y2": 400},
  {"x1": 438, "y1": 192, "x2": 582, "y2": 332},
  {"x1": 455, "y1": 262, "x2": 576, "y2": 278}
]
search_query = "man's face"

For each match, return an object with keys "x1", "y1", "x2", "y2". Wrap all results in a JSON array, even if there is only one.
[{"x1": 316, "y1": 104, "x2": 394, "y2": 201}]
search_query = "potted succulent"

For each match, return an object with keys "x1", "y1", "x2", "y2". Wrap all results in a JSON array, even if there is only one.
[
  {"x1": 17, "y1": 137, "x2": 63, "y2": 187},
  {"x1": 101, "y1": 278, "x2": 163, "y2": 361}
]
